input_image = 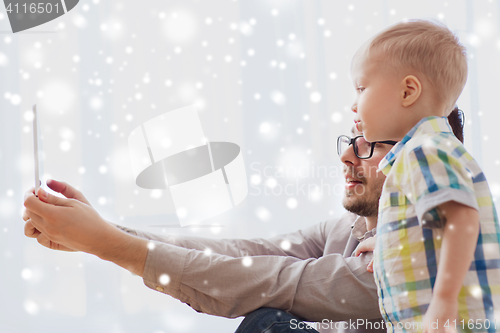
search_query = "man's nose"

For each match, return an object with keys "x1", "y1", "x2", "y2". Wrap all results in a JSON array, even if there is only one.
[{"x1": 340, "y1": 142, "x2": 359, "y2": 166}]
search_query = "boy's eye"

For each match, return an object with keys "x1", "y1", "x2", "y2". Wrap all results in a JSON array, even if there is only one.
[{"x1": 357, "y1": 87, "x2": 364, "y2": 92}]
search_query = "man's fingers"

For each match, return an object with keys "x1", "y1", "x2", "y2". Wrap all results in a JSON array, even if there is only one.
[
  {"x1": 37, "y1": 188, "x2": 73, "y2": 207},
  {"x1": 36, "y1": 233, "x2": 52, "y2": 249},
  {"x1": 24, "y1": 188, "x2": 35, "y2": 202},
  {"x1": 22, "y1": 209, "x2": 30, "y2": 221},
  {"x1": 24, "y1": 190, "x2": 49, "y2": 217},
  {"x1": 24, "y1": 210, "x2": 47, "y2": 235},
  {"x1": 24, "y1": 188, "x2": 72, "y2": 219},
  {"x1": 36, "y1": 233, "x2": 76, "y2": 252},
  {"x1": 46, "y1": 179, "x2": 91, "y2": 205},
  {"x1": 24, "y1": 219, "x2": 41, "y2": 238}
]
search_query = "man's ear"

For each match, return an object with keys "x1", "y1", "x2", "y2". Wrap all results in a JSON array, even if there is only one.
[{"x1": 400, "y1": 75, "x2": 422, "y2": 107}]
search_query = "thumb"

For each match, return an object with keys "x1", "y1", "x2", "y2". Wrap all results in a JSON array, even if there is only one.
[
  {"x1": 46, "y1": 179, "x2": 91, "y2": 206},
  {"x1": 354, "y1": 243, "x2": 365, "y2": 257},
  {"x1": 37, "y1": 187, "x2": 72, "y2": 207},
  {"x1": 367, "y1": 259, "x2": 374, "y2": 273}
]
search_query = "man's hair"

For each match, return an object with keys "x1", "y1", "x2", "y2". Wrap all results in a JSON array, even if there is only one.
[
  {"x1": 364, "y1": 19, "x2": 468, "y2": 112},
  {"x1": 447, "y1": 106, "x2": 465, "y2": 143}
]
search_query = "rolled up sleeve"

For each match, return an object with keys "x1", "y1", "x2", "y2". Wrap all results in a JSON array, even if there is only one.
[{"x1": 142, "y1": 240, "x2": 380, "y2": 321}]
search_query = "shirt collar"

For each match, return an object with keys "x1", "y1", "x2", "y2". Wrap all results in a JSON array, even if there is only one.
[
  {"x1": 351, "y1": 216, "x2": 376, "y2": 241},
  {"x1": 377, "y1": 116, "x2": 453, "y2": 175}
]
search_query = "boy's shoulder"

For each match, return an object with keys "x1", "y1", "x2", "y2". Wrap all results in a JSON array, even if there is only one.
[{"x1": 401, "y1": 131, "x2": 470, "y2": 161}]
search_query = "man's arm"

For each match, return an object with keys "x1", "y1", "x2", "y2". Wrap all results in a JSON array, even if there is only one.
[
  {"x1": 39, "y1": 179, "x2": 329, "y2": 259},
  {"x1": 141, "y1": 239, "x2": 381, "y2": 321},
  {"x1": 24, "y1": 184, "x2": 379, "y2": 321},
  {"x1": 94, "y1": 226, "x2": 149, "y2": 277},
  {"x1": 130, "y1": 221, "x2": 328, "y2": 259}
]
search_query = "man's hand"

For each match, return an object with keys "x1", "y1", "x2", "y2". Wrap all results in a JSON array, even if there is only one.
[
  {"x1": 354, "y1": 235, "x2": 377, "y2": 272},
  {"x1": 22, "y1": 179, "x2": 91, "y2": 251},
  {"x1": 24, "y1": 215, "x2": 76, "y2": 252},
  {"x1": 23, "y1": 182, "x2": 116, "y2": 255},
  {"x1": 23, "y1": 179, "x2": 149, "y2": 276}
]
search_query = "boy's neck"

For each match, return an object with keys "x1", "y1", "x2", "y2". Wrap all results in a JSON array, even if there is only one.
[{"x1": 396, "y1": 105, "x2": 447, "y2": 140}]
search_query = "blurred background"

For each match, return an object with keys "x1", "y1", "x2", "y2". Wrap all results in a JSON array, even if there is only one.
[{"x1": 1, "y1": 0, "x2": 499, "y2": 332}]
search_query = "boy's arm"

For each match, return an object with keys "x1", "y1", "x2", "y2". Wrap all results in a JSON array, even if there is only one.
[
  {"x1": 433, "y1": 201, "x2": 479, "y2": 299},
  {"x1": 423, "y1": 201, "x2": 479, "y2": 329}
]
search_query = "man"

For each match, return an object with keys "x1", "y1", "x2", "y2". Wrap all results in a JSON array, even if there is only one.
[{"x1": 22, "y1": 110, "x2": 464, "y2": 333}]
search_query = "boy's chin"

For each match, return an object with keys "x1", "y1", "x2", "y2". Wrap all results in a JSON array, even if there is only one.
[
  {"x1": 360, "y1": 129, "x2": 375, "y2": 142},
  {"x1": 363, "y1": 134, "x2": 375, "y2": 142},
  {"x1": 364, "y1": 131, "x2": 393, "y2": 143}
]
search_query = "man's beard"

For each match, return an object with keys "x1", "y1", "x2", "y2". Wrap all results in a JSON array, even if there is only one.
[
  {"x1": 343, "y1": 193, "x2": 379, "y2": 217},
  {"x1": 342, "y1": 166, "x2": 384, "y2": 217},
  {"x1": 342, "y1": 183, "x2": 382, "y2": 217}
]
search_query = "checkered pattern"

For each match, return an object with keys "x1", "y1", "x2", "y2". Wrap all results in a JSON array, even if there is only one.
[{"x1": 374, "y1": 116, "x2": 500, "y2": 333}]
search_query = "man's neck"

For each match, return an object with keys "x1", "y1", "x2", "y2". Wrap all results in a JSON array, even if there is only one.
[{"x1": 365, "y1": 216, "x2": 377, "y2": 232}]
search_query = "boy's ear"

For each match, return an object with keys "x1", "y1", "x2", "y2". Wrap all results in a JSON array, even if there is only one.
[{"x1": 400, "y1": 75, "x2": 422, "y2": 107}]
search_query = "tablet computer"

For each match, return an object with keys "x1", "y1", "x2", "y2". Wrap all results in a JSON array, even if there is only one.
[{"x1": 33, "y1": 104, "x2": 45, "y2": 197}]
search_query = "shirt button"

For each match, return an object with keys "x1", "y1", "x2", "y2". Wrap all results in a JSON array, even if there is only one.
[{"x1": 156, "y1": 286, "x2": 164, "y2": 292}]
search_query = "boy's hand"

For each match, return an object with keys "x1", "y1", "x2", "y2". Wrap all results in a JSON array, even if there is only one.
[
  {"x1": 354, "y1": 235, "x2": 377, "y2": 272},
  {"x1": 422, "y1": 296, "x2": 458, "y2": 333}
]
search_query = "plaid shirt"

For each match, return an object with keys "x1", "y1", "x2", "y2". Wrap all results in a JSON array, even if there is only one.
[{"x1": 374, "y1": 116, "x2": 500, "y2": 332}]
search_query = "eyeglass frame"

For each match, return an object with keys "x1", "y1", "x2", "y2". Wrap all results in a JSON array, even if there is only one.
[{"x1": 337, "y1": 135, "x2": 398, "y2": 159}]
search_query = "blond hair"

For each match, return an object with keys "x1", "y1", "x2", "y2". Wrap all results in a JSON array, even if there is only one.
[{"x1": 362, "y1": 19, "x2": 468, "y2": 112}]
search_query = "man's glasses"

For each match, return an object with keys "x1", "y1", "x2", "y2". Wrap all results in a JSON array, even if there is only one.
[{"x1": 337, "y1": 135, "x2": 398, "y2": 159}]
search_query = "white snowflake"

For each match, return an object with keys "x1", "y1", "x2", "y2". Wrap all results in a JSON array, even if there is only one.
[{"x1": 286, "y1": 198, "x2": 298, "y2": 209}]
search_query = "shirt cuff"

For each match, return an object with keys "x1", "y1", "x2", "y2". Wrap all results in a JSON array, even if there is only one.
[
  {"x1": 142, "y1": 241, "x2": 188, "y2": 300},
  {"x1": 415, "y1": 188, "x2": 479, "y2": 228},
  {"x1": 134, "y1": 230, "x2": 179, "y2": 245},
  {"x1": 114, "y1": 224, "x2": 138, "y2": 236}
]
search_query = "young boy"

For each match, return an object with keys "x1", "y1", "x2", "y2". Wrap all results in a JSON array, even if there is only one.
[{"x1": 351, "y1": 19, "x2": 500, "y2": 332}]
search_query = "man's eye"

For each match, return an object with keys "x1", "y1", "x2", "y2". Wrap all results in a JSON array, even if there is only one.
[{"x1": 357, "y1": 87, "x2": 364, "y2": 92}]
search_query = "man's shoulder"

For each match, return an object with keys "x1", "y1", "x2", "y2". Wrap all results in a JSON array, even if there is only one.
[{"x1": 323, "y1": 211, "x2": 362, "y2": 235}]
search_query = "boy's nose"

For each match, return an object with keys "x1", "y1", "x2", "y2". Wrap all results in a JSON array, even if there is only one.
[{"x1": 351, "y1": 102, "x2": 357, "y2": 113}]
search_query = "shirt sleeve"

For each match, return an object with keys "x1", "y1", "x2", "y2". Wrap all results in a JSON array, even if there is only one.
[
  {"x1": 134, "y1": 221, "x2": 328, "y2": 259},
  {"x1": 401, "y1": 143, "x2": 479, "y2": 228},
  {"x1": 142, "y1": 241, "x2": 381, "y2": 322}
]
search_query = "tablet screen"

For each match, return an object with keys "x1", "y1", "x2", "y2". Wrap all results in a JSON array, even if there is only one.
[{"x1": 33, "y1": 104, "x2": 45, "y2": 197}]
